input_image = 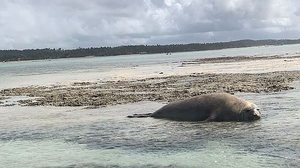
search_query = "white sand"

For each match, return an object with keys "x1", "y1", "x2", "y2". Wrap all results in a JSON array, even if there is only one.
[
  {"x1": 1, "y1": 57, "x2": 300, "y2": 89},
  {"x1": 102, "y1": 57, "x2": 300, "y2": 80}
]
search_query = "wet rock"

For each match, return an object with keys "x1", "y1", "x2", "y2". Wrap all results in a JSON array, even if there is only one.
[{"x1": 1, "y1": 71, "x2": 300, "y2": 107}]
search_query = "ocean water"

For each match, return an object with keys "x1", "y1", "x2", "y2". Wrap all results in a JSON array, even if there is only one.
[
  {"x1": 0, "y1": 45, "x2": 300, "y2": 167},
  {"x1": 0, "y1": 83, "x2": 300, "y2": 168},
  {"x1": 1, "y1": 44, "x2": 300, "y2": 89}
]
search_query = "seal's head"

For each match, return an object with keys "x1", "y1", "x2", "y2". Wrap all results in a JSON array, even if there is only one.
[{"x1": 240, "y1": 103, "x2": 261, "y2": 121}]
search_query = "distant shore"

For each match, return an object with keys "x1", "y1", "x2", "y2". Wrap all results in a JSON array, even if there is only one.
[
  {"x1": 1, "y1": 54, "x2": 300, "y2": 107},
  {"x1": 1, "y1": 39, "x2": 300, "y2": 62}
]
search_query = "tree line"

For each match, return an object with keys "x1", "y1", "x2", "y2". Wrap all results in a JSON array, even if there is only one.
[{"x1": 1, "y1": 39, "x2": 300, "y2": 62}]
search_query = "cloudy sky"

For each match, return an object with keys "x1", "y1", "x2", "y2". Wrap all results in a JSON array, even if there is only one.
[{"x1": 1, "y1": 0, "x2": 300, "y2": 49}]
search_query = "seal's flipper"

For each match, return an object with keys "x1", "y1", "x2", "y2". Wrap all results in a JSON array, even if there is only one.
[{"x1": 127, "y1": 113, "x2": 153, "y2": 118}]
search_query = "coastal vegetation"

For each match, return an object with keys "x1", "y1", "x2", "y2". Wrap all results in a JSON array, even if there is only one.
[{"x1": 1, "y1": 39, "x2": 300, "y2": 62}]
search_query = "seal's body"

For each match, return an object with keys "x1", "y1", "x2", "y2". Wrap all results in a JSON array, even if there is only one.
[{"x1": 128, "y1": 93, "x2": 261, "y2": 122}]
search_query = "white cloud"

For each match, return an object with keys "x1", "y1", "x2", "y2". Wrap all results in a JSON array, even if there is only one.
[{"x1": 0, "y1": 0, "x2": 300, "y2": 49}]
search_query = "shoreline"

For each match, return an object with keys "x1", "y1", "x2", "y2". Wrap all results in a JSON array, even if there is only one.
[
  {"x1": 2, "y1": 49, "x2": 300, "y2": 90},
  {"x1": 1, "y1": 55, "x2": 300, "y2": 107},
  {"x1": 181, "y1": 55, "x2": 300, "y2": 65},
  {"x1": 2, "y1": 39, "x2": 300, "y2": 63},
  {"x1": 1, "y1": 71, "x2": 300, "y2": 107}
]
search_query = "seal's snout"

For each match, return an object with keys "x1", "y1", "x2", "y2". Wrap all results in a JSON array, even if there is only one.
[
  {"x1": 253, "y1": 109, "x2": 261, "y2": 120},
  {"x1": 243, "y1": 106, "x2": 261, "y2": 121}
]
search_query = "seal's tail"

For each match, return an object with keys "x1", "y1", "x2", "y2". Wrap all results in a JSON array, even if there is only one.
[{"x1": 127, "y1": 113, "x2": 153, "y2": 118}]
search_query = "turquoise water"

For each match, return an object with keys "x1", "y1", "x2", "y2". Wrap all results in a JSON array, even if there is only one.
[{"x1": 0, "y1": 85, "x2": 299, "y2": 167}]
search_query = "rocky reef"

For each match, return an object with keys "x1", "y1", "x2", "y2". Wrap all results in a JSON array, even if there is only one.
[{"x1": 1, "y1": 71, "x2": 300, "y2": 107}]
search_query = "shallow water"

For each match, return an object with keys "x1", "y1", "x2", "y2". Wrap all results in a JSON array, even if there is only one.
[
  {"x1": 0, "y1": 84, "x2": 299, "y2": 168},
  {"x1": 1, "y1": 44, "x2": 300, "y2": 89},
  {"x1": 1, "y1": 45, "x2": 300, "y2": 167}
]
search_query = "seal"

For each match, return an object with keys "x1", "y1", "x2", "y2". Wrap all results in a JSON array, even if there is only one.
[{"x1": 128, "y1": 93, "x2": 261, "y2": 122}]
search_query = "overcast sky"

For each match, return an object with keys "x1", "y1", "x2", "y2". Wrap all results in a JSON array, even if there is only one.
[{"x1": 1, "y1": 0, "x2": 300, "y2": 49}]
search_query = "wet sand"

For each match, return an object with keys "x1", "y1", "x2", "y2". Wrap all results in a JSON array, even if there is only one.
[
  {"x1": 182, "y1": 55, "x2": 300, "y2": 64},
  {"x1": 1, "y1": 55, "x2": 300, "y2": 107},
  {"x1": 93, "y1": 54, "x2": 300, "y2": 80}
]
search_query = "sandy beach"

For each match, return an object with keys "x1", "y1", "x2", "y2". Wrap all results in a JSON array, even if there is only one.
[{"x1": 1, "y1": 55, "x2": 300, "y2": 107}]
